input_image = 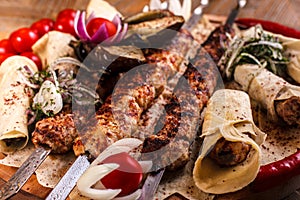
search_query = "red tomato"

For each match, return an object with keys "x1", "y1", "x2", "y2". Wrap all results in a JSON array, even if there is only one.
[
  {"x1": 0, "y1": 53, "x2": 14, "y2": 65},
  {"x1": 0, "y1": 39, "x2": 17, "y2": 54},
  {"x1": 101, "y1": 152, "x2": 143, "y2": 197},
  {"x1": 9, "y1": 28, "x2": 39, "y2": 53},
  {"x1": 54, "y1": 8, "x2": 77, "y2": 36},
  {"x1": 56, "y1": 8, "x2": 76, "y2": 21},
  {"x1": 86, "y1": 17, "x2": 117, "y2": 38},
  {"x1": 30, "y1": 18, "x2": 54, "y2": 37},
  {"x1": 20, "y1": 52, "x2": 42, "y2": 71},
  {"x1": 54, "y1": 18, "x2": 76, "y2": 36}
]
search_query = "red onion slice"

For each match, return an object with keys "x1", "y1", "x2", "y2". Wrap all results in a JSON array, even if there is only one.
[
  {"x1": 90, "y1": 23, "x2": 109, "y2": 43},
  {"x1": 74, "y1": 11, "x2": 91, "y2": 41}
]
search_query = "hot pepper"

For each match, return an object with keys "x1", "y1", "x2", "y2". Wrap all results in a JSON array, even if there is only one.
[
  {"x1": 235, "y1": 18, "x2": 300, "y2": 39},
  {"x1": 251, "y1": 149, "x2": 300, "y2": 192}
]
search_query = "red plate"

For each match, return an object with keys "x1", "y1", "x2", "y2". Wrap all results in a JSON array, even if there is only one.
[
  {"x1": 234, "y1": 18, "x2": 300, "y2": 194},
  {"x1": 235, "y1": 18, "x2": 300, "y2": 39}
]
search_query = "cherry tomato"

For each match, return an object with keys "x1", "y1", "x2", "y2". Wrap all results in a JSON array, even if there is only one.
[
  {"x1": 54, "y1": 8, "x2": 77, "y2": 36},
  {"x1": 101, "y1": 152, "x2": 143, "y2": 197},
  {"x1": 30, "y1": 18, "x2": 54, "y2": 37},
  {"x1": 86, "y1": 17, "x2": 117, "y2": 38},
  {"x1": 9, "y1": 28, "x2": 39, "y2": 53},
  {"x1": 0, "y1": 39, "x2": 17, "y2": 54},
  {"x1": 56, "y1": 8, "x2": 76, "y2": 21},
  {"x1": 0, "y1": 53, "x2": 14, "y2": 65},
  {"x1": 20, "y1": 52, "x2": 42, "y2": 71}
]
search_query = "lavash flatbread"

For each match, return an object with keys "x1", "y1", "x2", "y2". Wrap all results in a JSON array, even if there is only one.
[
  {"x1": 32, "y1": 31, "x2": 76, "y2": 69},
  {"x1": 0, "y1": 142, "x2": 76, "y2": 187},
  {"x1": 240, "y1": 26, "x2": 300, "y2": 84},
  {"x1": 193, "y1": 89, "x2": 266, "y2": 194},
  {"x1": 234, "y1": 63, "x2": 300, "y2": 122},
  {"x1": 0, "y1": 56, "x2": 38, "y2": 153}
]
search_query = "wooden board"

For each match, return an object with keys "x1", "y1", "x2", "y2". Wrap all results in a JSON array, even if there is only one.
[{"x1": 0, "y1": 0, "x2": 299, "y2": 199}]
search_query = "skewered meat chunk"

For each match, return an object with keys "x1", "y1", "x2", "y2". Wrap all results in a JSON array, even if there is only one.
[
  {"x1": 32, "y1": 112, "x2": 77, "y2": 154},
  {"x1": 73, "y1": 30, "x2": 197, "y2": 159},
  {"x1": 141, "y1": 46, "x2": 220, "y2": 170},
  {"x1": 73, "y1": 83, "x2": 159, "y2": 158},
  {"x1": 209, "y1": 138, "x2": 252, "y2": 167}
]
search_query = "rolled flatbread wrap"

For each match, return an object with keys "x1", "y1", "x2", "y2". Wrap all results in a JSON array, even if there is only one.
[
  {"x1": 0, "y1": 56, "x2": 38, "y2": 153},
  {"x1": 278, "y1": 35, "x2": 300, "y2": 84},
  {"x1": 193, "y1": 89, "x2": 266, "y2": 194},
  {"x1": 32, "y1": 31, "x2": 75, "y2": 69},
  {"x1": 234, "y1": 64, "x2": 300, "y2": 125},
  {"x1": 239, "y1": 25, "x2": 300, "y2": 84}
]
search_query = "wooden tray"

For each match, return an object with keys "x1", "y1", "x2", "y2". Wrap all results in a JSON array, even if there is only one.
[{"x1": 0, "y1": 0, "x2": 299, "y2": 199}]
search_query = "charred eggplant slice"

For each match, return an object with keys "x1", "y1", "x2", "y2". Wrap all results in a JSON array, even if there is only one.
[
  {"x1": 124, "y1": 10, "x2": 174, "y2": 24},
  {"x1": 70, "y1": 41, "x2": 146, "y2": 74},
  {"x1": 122, "y1": 10, "x2": 185, "y2": 47}
]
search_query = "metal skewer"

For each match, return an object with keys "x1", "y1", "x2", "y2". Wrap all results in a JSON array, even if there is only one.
[
  {"x1": 0, "y1": 147, "x2": 51, "y2": 200},
  {"x1": 0, "y1": 0, "x2": 247, "y2": 199}
]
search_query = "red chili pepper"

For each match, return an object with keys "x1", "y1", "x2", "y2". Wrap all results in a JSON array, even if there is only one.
[
  {"x1": 251, "y1": 149, "x2": 300, "y2": 192},
  {"x1": 235, "y1": 18, "x2": 300, "y2": 39}
]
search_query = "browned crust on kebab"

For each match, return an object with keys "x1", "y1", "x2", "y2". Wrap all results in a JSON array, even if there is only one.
[
  {"x1": 275, "y1": 96, "x2": 300, "y2": 126},
  {"x1": 141, "y1": 47, "x2": 220, "y2": 170},
  {"x1": 73, "y1": 82, "x2": 158, "y2": 158},
  {"x1": 209, "y1": 137, "x2": 252, "y2": 167},
  {"x1": 73, "y1": 31, "x2": 197, "y2": 159},
  {"x1": 32, "y1": 112, "x2": 77, "y2": 154}
]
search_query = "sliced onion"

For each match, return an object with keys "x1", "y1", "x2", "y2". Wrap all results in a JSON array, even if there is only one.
[
  {"x1": 114, "y1": 189, "x2": 142, "y2": 200},
  {"x1": 138, "y1": 160, "x2": 153, "y2": 173},
  {"x1": 91, "y1": 138, "x2": 143, "y2": 166},
  {"x1": 87, "y1": 11, "x2": 96, "y2": 24},
  {"x1": 78, "y1": 138, "x2": 146, "y2": 200},
  {"x1": 17, "y1": 70, "x2": 39, "y2": 89},
  {"x1": 104, "y1": 17, "x2": 122, "y2": 45},
  {"x1": 91, "y1": 23, "x2": 109, "y2": 43},
  {"x1": 74, "y1": 11, "x2": 91, "y2": 41},
  {"x1": 114, "y1": 23, "x2": 128, "y2": 43},
  {"x1": 49, "y1": 57, "x2": 91, "y2": 72},
  {"x1": 33, "y1": 80, "x2": 63, "y2": 115},
  {"x1": 77, "y1": 163, "x2": 122, "y2": 200},
  {"x1": 112, "y1": 15, "x2": 121, "y2": 27}
]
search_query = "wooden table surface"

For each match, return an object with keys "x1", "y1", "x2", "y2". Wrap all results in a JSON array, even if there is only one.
[
  {"x1": 0, "y1": 0, "x2": 299, "y2": 199},
  {"x1": 0, "y1": 0, "x2": 300, "y2": 39}
]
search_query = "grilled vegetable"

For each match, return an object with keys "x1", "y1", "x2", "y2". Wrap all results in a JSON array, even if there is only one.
[{"x1": 122, "y1": 10, "x2": 185, "y2": 47}]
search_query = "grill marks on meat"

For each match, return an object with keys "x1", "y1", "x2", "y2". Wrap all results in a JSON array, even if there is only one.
[
  {"x1": 134, "y1": 32, "x2": 199, "y2": 140},
  {"x1": 73, "y1": 83, "x2": 158, "y2": 158},
  {"x1": 31, "y1": 31, "x2": 195, "y2": 158},
  {"x1": 32, "y1": 112, "x2": 77, "y2": 154},
  {"x1": 141, "y1": 47, "x2": 219, "y2": 170},
  {"x1": 72, "y1": 38, "x2": 193, "y2": 158}
]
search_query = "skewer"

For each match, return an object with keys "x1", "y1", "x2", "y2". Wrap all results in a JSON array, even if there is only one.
[{"x1": 0, "y1": 0, "x2": 246, "y2": 199}]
